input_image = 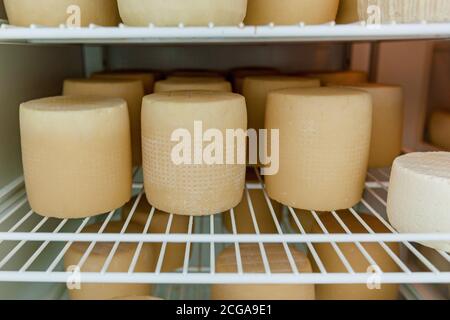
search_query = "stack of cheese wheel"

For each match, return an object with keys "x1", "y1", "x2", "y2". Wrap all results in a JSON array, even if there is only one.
[
  {"x1": 154, "y1": 78, "x2": 232, "y2": 93},
  {"x1": 63, "y1": 78, "x2": 144, "y2": 166},
  {"x1": 117, "y1": 0, "x2": 248, "y2": 26},
  {"x1": 64, "y1": 222, "x2": 155, "y2": 300},
  {"x1": 20, "y1": 96, "x2": 132, "y2": 219},
  {"x1": 4, "y1": 0, "x2": 120, "y2": 27},
  {"x1": 222, "y1": 189, "x2": 282, "y2": 234},
  {"x1": 211, "y1": 244, "x2": 315, "y2": 300},
  {"x1": 245, "y1": 0, "x2": 340, "y2": 25},
  {"x1": 230, "y1": 67, "x2": 280, "y2": 94},
  {"x1": 265, "y1": 87, "x2": 372, "y2": 211},
  {"x1": 310, "y1": 212, "x2": 401, "y2": 300},
  {"x1": 429, "y1": 110, "x2": 450, "y2": 151},
  {"x1": 142, "y1": 91, "x2": 247, "y2": 216},
  {"x1": 307, "y1": 70, "x2": 368, "y2": 85},
  {"x1": 336, "y1": 0, "x2": 359, "y2": 24},
  {"x1": 387, "y1": 152, "x2": 450, "y2": 252},
  {"x1": 122, "y1": 196, "x2": 191, "y2": 272},
  {"x1": 92, "y1": 71, "x2": 156, "y2": 94}
]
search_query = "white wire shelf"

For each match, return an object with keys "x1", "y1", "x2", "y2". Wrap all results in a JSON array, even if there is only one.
[{"x1": 0, "y1": 167, "x2": 449, "y2": 286}]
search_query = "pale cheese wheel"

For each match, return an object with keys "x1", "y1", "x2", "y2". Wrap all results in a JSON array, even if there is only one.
[
  {"x1": 265, "y1": 87, "x2": 372, "y2": 211},
  {"x1": 122, "y1": 197, "x2": 191, "y2": 272},
  {"x1": 4, "y1": 0, "x2": 120, "y2": 27},
  {"x1": 64, "y1": 222, "x2": 155, "y2": 300},
  {"x1": 387, "y1": 152, "x2": 450, "y2": 252},
  {"x1": 429, "y1": 110, "x2": 450, "y2": 151},
  {"x1": 245, "y1": 0, "x2": 339, "y2": 25},
  {"x1": 63, "y1": 79, "x2": 144, "y2": 166},
  {"x1": 20, "y1": 96, "x2": 132, "y2": 219},
  {"x1": 142, "y1": 91, "x2": 247, "y2": 216},
  {"x1": 307, "y1": 70, "x2": 368, "y2": 86},
  {"x1": 230, "y1": 67, "x2": 280, "y2": 94},
  {"x1": 242, "y1": 76, "x2": 320, "y2": 131},
  {"x1": 92, "y1": 71, "x2": 156, "y2": 94},
  {"x1": 310, "y1": 212, "x2": 401, "y2": 300},
  {"x1": 211, "y1": 244, "x2": 314, "y2": 300},
  {"x1": 154, "y1": 78, "x2": 232, "y2": 93},
  {"x1": 336, "y1": 0, "x2": 359, "y2": 24},
  {"x1": 117, "y1": 0, "x2": 248, "y2": 26}
]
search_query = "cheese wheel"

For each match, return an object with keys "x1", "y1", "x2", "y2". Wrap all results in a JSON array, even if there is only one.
[
  {"x1": 112, "y1": 296, "x2": 163, "y2": 300},
  {"x1": 64, "y1": 222, "x2": 155, "y2": 300},
  {"x1": 211, "y1": 244, "x2": 315, "y2": 300},
  {"x1": 307, "y1": 70, "x2": 368, "y2": 85},
  {"x1": 265, "y1": 87, "x2": 372, "y2": 211},
  {"x1": 20, "y1": 96, "x2": 132, "y2": 219},
  {"x1": 245, "y1": 0, "x2": 339, "y2": 25},
  {"x1": 230, "y1": 67, "x2": 280, "y2": 94},
  {"x1": 154, "y1": 78, "x2": 232, "y2": 93},
  {"x1": 357, "y1": 0, "x2": 450, "y2": 23},
  {"x1": 63, "y1": 79, "x2": 144, "y2": 166},
  {"x1": 429, "y1": 110, "x2": 450, "y2": 151},
  {"x1": 242, "y1": 76, "x2": 320, "y2": 131},
  {"x1": 387, "y1": 152, "x2": 450, "y2": 252},
  {"x1": 142, "y1": 91, "x2": 247, "y2": 216},
  {"x1": 222, "y1": 189, "x2": 282, "y2": 234},
  {"x1": 4, "y1": 0, "x2": 120, "y2": 27},
  {"x1": 117, "y1": 0, "x2": 248, "y2": 26},
  {"x1": 92, "y1": 71, "x2": 156, "y2": 94},
  {"x1": 336, "y1": 0, "x2": 359, "y2": 24},
  {"x1": 310, "y1": 212, "x2": 401, "y2": 300},
  {"x1": 122, "y1": 197, "x2": 191, "y2": 272}
]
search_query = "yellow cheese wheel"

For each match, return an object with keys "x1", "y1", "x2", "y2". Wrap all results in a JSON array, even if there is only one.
[
  {"x1": 20, "y1": 96, "x2": 132, "y2": 219},
  {"x1": 230, "y1": 67, "x2": 280, "y2": 94},
  {"x1": 92, "y1": 71, "x2": 156, "y2": 94},
  {"x1": 429, "y1": 110, "x2": 450, "y2": 151},
  {"x1": 154, "y1": 78, "x2": 232, "y2": 93},
  {"x1": 245, "y1": 0, "x2": 339, "y2": 25},
  {"x1": 142, "y1": 91, "x2": 247, "y2": 216},
  {"x1": 117, "y1": 0, "x2": 248, "y2": 26},
  {"x1": 308, "y1": 70, "x2": 368, "y2": 86},
  {"x1": 4, "y1": 0, "x2": 120, "y2": 27},
  {"x1": 336, "y1": 0, "x2": 359, "y2": 24},
  {"x1": 311, "y1": 212, "x2": 401, "y2": 300},
  {"x1": 211, "y1": 244, "x2": 315, "y2": 300},
  {"x1": 64, "y1": 222, "x2": 155, "y2": 300},
  {"x1": 265, "y1": 87, "x2": 372, "y2": 211},
  {"x1": 63, "y1": 78, "x2": 144, "y2": 166}
]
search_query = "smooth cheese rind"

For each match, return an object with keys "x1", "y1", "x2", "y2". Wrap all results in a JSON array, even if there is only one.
[
  {"x1": 429, "y1": 110, "x2": 450, "y2": 151},
  {"x1": 117, "y1": 0, "x2": 248, "y2": 26},
  {"x1": 387, "y1": 152, "x2": 450, "y2": 252},
  {"x1": 92, "y1": 71, "x2": 156, "y2": 94},
  {"x1": 20, "y1": 96, "x2": 132, "y2": 219},
  {"x1": 154, "y1": 78, "x2": 232, "y2": 93},
  {"x1": 265, "y1": 87, "x2": 372, "y2": 211},
  {"x1": 307, "y1": 70, "x2": 368, "y2": 85},
  {"x1": 142, "y1": 91, "x2": 247, "y2": 216},
  {"x1": 336, "y1": 0, "x2": 359, "y2": 24}
]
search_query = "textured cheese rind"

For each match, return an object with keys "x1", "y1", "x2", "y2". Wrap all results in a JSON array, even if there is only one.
[
  {"x1": 154, "y1": 78, "x2": 232, "y2": 93},
  {"x1": 63, "y1": 79, "x2": 144, "y2": 166},
  {"x1": 230, "y1": 67, "x2": 280, "y2": 94},
  {"x1": 265, "y1": 87, "x2": 372, "y2": 211},
  {"x1": 307, "y1": 70, "x2": 368, "y2": 85},
  {"x1": 429, "y1": 110, "x2": 450, "y2": 151},
  {"x1": 387, "y1": 152, "x2": 450, "y2": 252},
  {"x1": 117, "y1": 0, "x2": 248, "y2": 26},
  {"x1": 242, "y1": 76, "x2": 320, "y2": 131},
  {"x1": 142, "y1": 91, "x2": 247, "y2": 216},
  {"x1": 20, "y1": 96, "x2": 132, "y2": 219},
  {"x1": 336, "y1": 0, "x2": 359, "y2": 24},
  {"x1": 92, "y1": 71, "x2": 156, "y2": 94},
  {"x1": 64, "y1": 222, "x2": 155, "y2": 300},
  {"x1": 245, "y1": 0, "x2": 339, "y2": 25},
  {"x1": 310, "y1": 212, "x2": 401, "y2": 300},
  {"x1": 4, "y1": 0, "x2": 120, "y2": 27},
  {"x1": 211, "y1": 244, "x2": 314, "y2": 300}
]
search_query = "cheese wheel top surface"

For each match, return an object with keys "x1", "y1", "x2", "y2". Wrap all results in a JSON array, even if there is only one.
[
  {"x1": 308, "y1": 70, "x2": 368, "y2": 85},
  {"x1": 392, "y1": 152, "x2": 450, "y2": 179},
  {"x1": 270, "y1": 86, "x2": 372, "y2": 99},
  {"x1": 155, "y1": 78, "x2": 232, "y2": 93},
  {"x1": 244, "y1": 75, "x2": 320, "y2": 86}
]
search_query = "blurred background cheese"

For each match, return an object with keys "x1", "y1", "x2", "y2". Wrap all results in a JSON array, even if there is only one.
[
  {"x1": 310, "y1": 212, "x2": 401, "y2": 300},
  {"x1": 245, "y1": 0, "x2": 339, "y2": 25},
  {"x1": 387, "y1": 152, "x2": 450, "y2": 252},
  {"x1": 222, "y1": 189, "x2": 282, "y2": 234},
  {"x1": 230, "y1": 67, "x2": 280, "y2": 94},
  {"x1": 336, "y1": 0, "x2": 359, "y2": 24},
  {"x1": 4, "y1": 0, "x2": 120, "y2": 27},
  {"x1": 20, "y1": 96, "x2": 132, "y2": 219},
  {"x1": 428, "y1": 110, "x2": 450, "y2": 151},
  {"x1": 154, "y1": 78, "x2": 232, "y2": 93},
  {"x1": 64, "y1": 222, "x2": 155, "y2": 300},
  {"x1": 92, "y1": 71, "x2": 156, "y2": 94},
  {"x1": 211, "y1": 244, "x2": 315, "y2": 300},
  {"x1": 117, "y1": 0, "x2": 248, "y2": 26},
  {"x1": 122, "y1": 197, "x2": 191, "y2": 272},
  {"x1": 142, "y1": 91, "x2": 247, "y2": 216},
  {"x1": 307, "y1": 70, "x2": 368, "y2": 85},
  {"x1": 63, "y1": 78, "x2": 144, "y2": 166},
  {"x1": 265, "y1": 87, "x2": 372, "y2": 211},
  {"x1": 168, "y1": 70, "x2": 225, "y2": 79}
]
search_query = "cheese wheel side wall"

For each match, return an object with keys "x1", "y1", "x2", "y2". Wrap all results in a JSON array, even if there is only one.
[{"x1": 429, "y1": 110, "x2": 450, "y2": 151}]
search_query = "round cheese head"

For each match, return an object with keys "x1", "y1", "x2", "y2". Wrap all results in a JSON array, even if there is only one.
[
  {"x1": 265, "y1": 87, "x2": 372, "y2": 211},
  {"x1": 63, "y1": 78, "x2": 145, "y2": 166},
  {"x1": 230, "y1": 67, "x2": 280, "y2": 94},
  {"x1": 211, "y1": 244, "x2": 315, "y2": 300},
  {"x1": 154, "y1": 78, "x2": 232, "y2": 93},
  {"x1": 142, "y1": 91, "x2": 247, "y2": 216},
  {"x1": 336, "y1": 0, "x2": 359, "y2": 24},
  {"x1": 117, "y1": 0, "x2": 248, "y2": 26},
  {"x1": 429, "y1": 110, "x2": 450, "y2": 151},
  {"x1": 20, "y1": 96, "x2": 132, "y2": 219},
  {"x1": 307, "y1": 70, "x2": 368, "y2": 86},
  {"x1": 64, "y1": 222, "x2": 155, "y2": 300},
  {"x1": 4, "y1": 0, "x2": 120, "y2": 27},
  {"x1": 245, "y1": 0, "x2": 339, "y2": 25},
  {"x1": 310, "y1": 212, "x2": 401, "y2": 300},
  {"x1": 387, "y1": 152, "x2": 450, "y2": 252},
  {"x1": 92, "y1": 71, "x2": 156, "y2": 94}
]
